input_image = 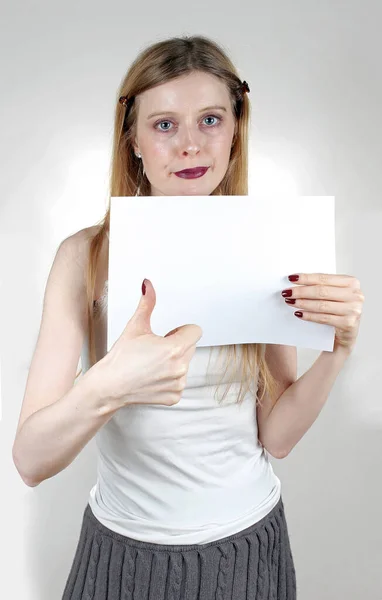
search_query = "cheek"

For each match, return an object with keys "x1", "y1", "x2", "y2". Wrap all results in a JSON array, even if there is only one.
[
  {"x1": 145, "y1": 140, "x2": 170, "y2": 162},
  {"x1": 209, "y1": 136, "x2": 232, "y2": 158},
  {"x1": 210, "y1": 128, "x2": 233, "y2": 146}
]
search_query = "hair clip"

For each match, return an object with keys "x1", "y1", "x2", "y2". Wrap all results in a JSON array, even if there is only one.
[
  {"x1": 119, "y1": 95, "x2": 129, "y2": 107},
  {"x1": 241, "y1": 80, "x2": 250, "y2": 94}
]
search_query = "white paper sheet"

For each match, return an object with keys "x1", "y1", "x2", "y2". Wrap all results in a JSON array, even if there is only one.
[{"x1": 107, "y1": 195, "x2": 336, "y2": 352}]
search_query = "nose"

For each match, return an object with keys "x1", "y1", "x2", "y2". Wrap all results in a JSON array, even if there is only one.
[{"x1": 176, "y1": 125, "x2": 202, "y2": 157}]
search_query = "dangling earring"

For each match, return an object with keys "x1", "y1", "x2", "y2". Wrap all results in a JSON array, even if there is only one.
[{"x1": 135, "y1": 152, "x2": 145, "y2": 196}]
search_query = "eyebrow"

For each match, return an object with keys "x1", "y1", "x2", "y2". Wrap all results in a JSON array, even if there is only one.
[{"x1": 146, "y1": 105, "x2": 228, "y2": 120}]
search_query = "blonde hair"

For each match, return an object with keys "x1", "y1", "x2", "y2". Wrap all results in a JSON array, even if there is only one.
[{"x1": 76, "y1": 35, "x2": 279, "y2": 409}]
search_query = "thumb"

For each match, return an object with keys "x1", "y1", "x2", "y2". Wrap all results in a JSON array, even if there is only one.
[{"x1": 123, "y1": 278, "x2": 156, "y2": 338}]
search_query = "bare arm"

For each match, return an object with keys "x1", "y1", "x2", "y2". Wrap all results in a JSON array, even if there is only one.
[
  {"x1": 12, "y1": 228, "x2": 116, "y2": 487},
  {"x1": 12, "y1": 229, "x2": 203, "y2": 487},
  {"x1": 12, "y1": 359, "x2": 118, "y2": 487},
  {"x1": 258, "y1": 343, "x2": 351, "y2": 459}
]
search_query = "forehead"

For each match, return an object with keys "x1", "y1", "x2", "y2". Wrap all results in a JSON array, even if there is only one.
[{"x1": 136, "y1": 72, "x2": 231, "y2": 115}]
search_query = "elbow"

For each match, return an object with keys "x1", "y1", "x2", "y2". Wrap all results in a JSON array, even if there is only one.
[
  {"x1": 272, "y1": 448, "x2": 290, "y2": 459},
  {"x1": 25, "y1": 480, "x2": 40, "y2": 488},
  {"x1": 267, "y1": 447, "x2": 289, "y2": 459},
  {"x1": 16, "y1": 467, "x2": 41, "y2": 488},
  {"x1": 21, "y1": 474, "x2": 41, "y2": 487},
  {"x1": 260, "y1": 439, "x2": 290, "y2": 459},
  {"x1": 12, "y1": 448, "x2": 41, "y2": 488},
  {"x1": 15, "y1": 468, "x2": 40, "y2": 488}
]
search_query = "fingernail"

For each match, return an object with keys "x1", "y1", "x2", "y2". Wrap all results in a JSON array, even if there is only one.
[
  {"x1": 282, "y1": 289, "x2": 293, "y2": 297},
  {"x1": 288, "y1": 274, "x2": 299, "y2": 282},
  {"x1": 295, "y1": 311, "x2": 303, "y2": 318},
  {"x1": 142, "y1": 279, "x2": 147, "y2": 295},
  {"x1": 285, "y1": 298, "x2": 296, "y2": 304}
]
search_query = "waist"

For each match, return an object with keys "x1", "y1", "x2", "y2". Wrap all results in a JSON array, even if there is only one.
[{"x1": 88, "y1": 452, "x2": 281, "y2": 543}]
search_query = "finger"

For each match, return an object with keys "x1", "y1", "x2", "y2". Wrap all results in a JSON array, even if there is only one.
[
  {"x1": 293, "y1": 311, "x2": 360, "y2": 329},
  {"x1": 288, "y1": 273, "x2": 361, "y2": 289},
  {"x1": 285, "y1": 298, "x2": 363, "y2": 316},
  {"x1": 282, "y1": 285, "x2": 364, "y2": 302}
]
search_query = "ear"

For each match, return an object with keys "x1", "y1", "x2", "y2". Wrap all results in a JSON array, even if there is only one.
[{"x1": 232, "y1": 123, "x2": 238, "y2": 146}]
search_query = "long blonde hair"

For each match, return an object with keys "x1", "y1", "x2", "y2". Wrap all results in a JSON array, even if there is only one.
[{"x1": 76, "y1": 35, "x2": 279, "y2": 408}]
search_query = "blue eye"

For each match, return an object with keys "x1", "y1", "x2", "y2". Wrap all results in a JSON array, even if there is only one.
[
  {"x1": 154, "y1": 115, "x2": 222, "y2": 132},
  {"x1": 156, "y1": 121, "x2": 172, "y2": 132},
  {"x1": 203, "y1": 115, "x2": 221, "y2": 127}
]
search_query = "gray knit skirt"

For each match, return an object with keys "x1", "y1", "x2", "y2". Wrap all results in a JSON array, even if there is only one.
[{"x1": 62, "y1": 496, "x2": 296, "y2": 599}]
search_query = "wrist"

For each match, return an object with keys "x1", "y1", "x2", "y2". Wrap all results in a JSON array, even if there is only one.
[
  {"x1": 333, "y1": 340, "x2": 354, "y2": 358},
  {"x1": 82, "y1": 361, "x2": 123, "y2": 416}
]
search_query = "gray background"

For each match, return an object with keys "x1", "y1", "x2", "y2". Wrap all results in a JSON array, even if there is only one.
[{"x1": 1, "y1": 1, "x2": 381, "y2": 598}]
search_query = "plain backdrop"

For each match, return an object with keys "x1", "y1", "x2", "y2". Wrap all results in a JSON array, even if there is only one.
[{"x1": 1, "y1": 1, "x2": 381, "y2": 598}]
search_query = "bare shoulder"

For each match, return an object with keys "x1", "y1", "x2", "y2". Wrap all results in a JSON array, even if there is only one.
[
  {"x1": 60, "y1": 225, "x2": 107, "y2": 301},
  {"x1": 60, "y1": 225, "x2": 98, "y2": 260},
  {"x1": 59, "y1": 226, "x2": 100, "y2": 281}
]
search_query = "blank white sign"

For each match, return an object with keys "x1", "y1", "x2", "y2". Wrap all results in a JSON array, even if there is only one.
[{"x1": 107, "y1": 195, "x2": 336, "y2": 352}]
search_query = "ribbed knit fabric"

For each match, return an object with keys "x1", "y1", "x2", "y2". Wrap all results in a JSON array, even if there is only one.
[{"x1": 62, "y1": 496, "x2": 296, "y2": 599}]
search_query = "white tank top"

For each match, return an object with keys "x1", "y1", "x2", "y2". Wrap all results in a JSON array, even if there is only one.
[{"x1": 81, "y1": 278, "x2": 281, "y2": 544}]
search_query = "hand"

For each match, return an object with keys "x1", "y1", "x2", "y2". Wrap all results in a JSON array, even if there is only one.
[
  {"x1": 282, "y1": 273, "x2": 365, "y2": 353},
  {"x1": 96, "y1": 278, "x2": 203, "y2": 408}
]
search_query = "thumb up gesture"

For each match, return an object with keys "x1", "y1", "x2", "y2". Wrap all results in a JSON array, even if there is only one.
[{"x1": 95, "y1": 279, "x2": 203, "y2": 408}]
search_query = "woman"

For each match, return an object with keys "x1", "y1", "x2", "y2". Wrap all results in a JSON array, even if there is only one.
[{"x1": 12, "y1": 35, "x2": 364, "y2": 599}]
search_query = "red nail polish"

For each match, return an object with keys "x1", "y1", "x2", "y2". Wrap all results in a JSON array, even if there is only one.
[
  {"x1": 295, "y1": 311, "x2": 303, "y2": 318},
  {"x1": 282, "y1": 289, "x2": 293, "y2": 297},
  {"x1": 142, "y1": 279, "x2": 147, "y2": 295},
  {"x1": 288, "y1": 274, "x2": 299, "y2": 282},
  {"x1": 285, "y1": 298, "x2": 296, "y2": 304}
]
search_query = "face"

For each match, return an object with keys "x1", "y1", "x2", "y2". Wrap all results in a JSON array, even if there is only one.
[{"x1": 133, "y1": 71, "x2": 237, "y2": 196}]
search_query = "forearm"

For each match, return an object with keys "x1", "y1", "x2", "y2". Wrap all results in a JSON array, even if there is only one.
[
  {"x1": 262, "y1": 344, "x2": 352, "y2": 458},
  {"x1": 12, "y1": 363, "x2": 119, "y2": 487}
]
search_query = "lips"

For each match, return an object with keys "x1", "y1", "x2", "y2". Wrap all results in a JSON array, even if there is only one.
[{"x1": 174, "y1": 166, "x2": 209, "y2": 179}]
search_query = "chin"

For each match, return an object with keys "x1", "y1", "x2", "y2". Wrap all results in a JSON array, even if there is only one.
[
  {"x1": 173, "y1": 176, "x2": 220, "y2": 194},
  {"x1": 177, "y1": 186, "x2": 215, "y2": 196},
  {"x1": 151, "y1": 175, "x2": 221, "y2": 196}
]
